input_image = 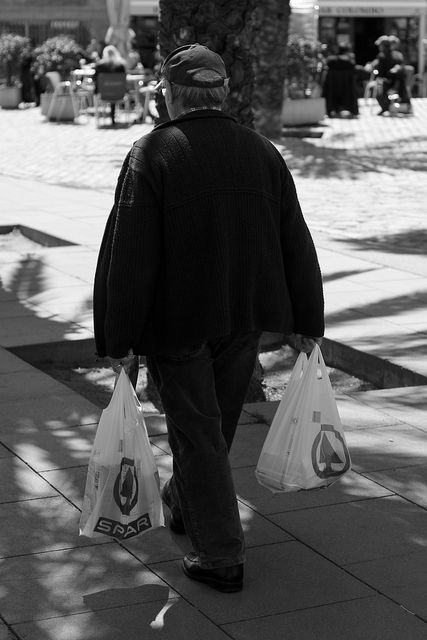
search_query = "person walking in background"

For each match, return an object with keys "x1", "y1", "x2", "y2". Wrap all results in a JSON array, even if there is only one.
[
  {"x1": 322, "y1": 44, "x2": 359, "y2": 118},
  {"x1": 93, "y1": 44, "x2": 324, "y2": 593},
  {"x1": 370, "y1": 35, "x2": 412, "y2": 115},
  {"x1": 94, "y1": 45, "x2": 126, "y2": 126}
]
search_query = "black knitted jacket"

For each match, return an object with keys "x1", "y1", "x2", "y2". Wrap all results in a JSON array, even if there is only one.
[{"x1": 93, "y1": 110, "x2": 324, "y2": 358}]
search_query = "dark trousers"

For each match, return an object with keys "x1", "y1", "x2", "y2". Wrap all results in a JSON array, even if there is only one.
[{"x1": 146, "y1": 331, "x2": 261, "y2": 568}]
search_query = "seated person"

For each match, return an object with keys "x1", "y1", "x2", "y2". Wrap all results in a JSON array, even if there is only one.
[
  {"x1": 371, "y1": 35, "x2": 412, "y2": 115},
  {"x1": 94, "y1": 45, "x2": 126, "y2": 125},
  {"x1": 322, "y1": 45, "x2": 359, "y2": 117}
]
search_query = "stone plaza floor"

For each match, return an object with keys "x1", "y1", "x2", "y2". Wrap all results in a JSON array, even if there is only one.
[{"x1": 0, "y1": 99, "x2": 426, "y2": 639}]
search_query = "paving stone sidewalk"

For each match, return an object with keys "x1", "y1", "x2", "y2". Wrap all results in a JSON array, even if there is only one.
[{"x1": 0, "y1": 99, "x2": 427, "y2": 639}]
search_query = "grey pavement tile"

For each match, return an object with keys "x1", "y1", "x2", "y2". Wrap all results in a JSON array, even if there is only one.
[
  {"x1": 352, "y1": 386, "x2": 427, "y2": 432},
  {"x1": 2, "y1": 422, "x2": 99, "y2": 472},
  {"x1": 0, "y1": 369, "x2": 72, "y2": 403},
  {"x1": 229, "y1": 423, "x2": 270, "y2": 469},
  {"x1": 326, "y1": 317, "x2": 417, "y2": 346},
  {"x1": 0, "y1": 261, "x2": 89, "y2": 295},
  {"x1": 2, "y1": 420, "x2": 166, "y2": 474},
  {"x1": 234, "y1": 467, "x2": 392, "y2": 515},
  {"x1": 346, "y1": 424, "x2": 427, "y2": 472},
  {"x1": 270, "y1": 495, "x2": 427, "y2": 565},
  {"x1": 0, "y1": 314, "x2": 85, "y2": 347},
  {"x1": 365, "y1": 464, "x2": 427, "y2": 509},
  {"x1": 0, "y1": 300, "x2": 36, "y2": 319},
  {"x1": 325, "y1": 288, "x2": 398, "y2": 315},
  {"x1": 238, "y1": 500, "x2": 294, "y2": 546},
  {"x1": 41, "y1": 466, "x2": 89, "y2": 507},
  {"x1": 243, "y1": 397, "x2": 399, "y2": 431},
  {"x1": 151, "y1": 542, "x2": 372, "y2": 625},
  {"x1": 0, "y1": 347, "x2": 34, "y2": 374},
  {"x1": 0, "y1": 622, "x2": 15, "y2": 640},
  {"x1": 222, "y1": 595, "x2": 427, "y2": 640},
  {"x1": 0, "y1": 443, "x2": 13, "y2": 458},
  {"x1": 0, "y1": 543, "x2": 175, "y2": 624},
  {"x1": 0, "y1": 390, "x2": 100, "y2": 431},
  {"x1": 335, "y1": 394, "x2": 402, "y2": 430},
  {"x1": 0, "y1": 496, "x2": 105, "y2": 558},
  {"x1": 0, "y1": 457, "x2": 58, "y2": 502},
  {"x1": 123, "y1": 524, "x2": 192, "y2": 565},
  {"x1": 347, "y1": 267, "x2": 427, "y2": 283},
  {"x1": 25, "y1": 283, "x2": 92, "y2": 314},
  {"x1": 11, "y1": 598, "x2": 231, "y2": 640},
  {"x1": 323, "y1": 278, "x2": 376, "y2": 294},
  {"x1": 345, "y1": 550, "x2": 427, "y2": 620}
]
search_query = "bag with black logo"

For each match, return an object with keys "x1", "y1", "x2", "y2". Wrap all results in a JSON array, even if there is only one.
[
  {"x1": 255, "y1": 343, "x2": 351, "y2": 493},
  {"x1": 79, "y1": 368, "x2": 164, "y2": 540}
]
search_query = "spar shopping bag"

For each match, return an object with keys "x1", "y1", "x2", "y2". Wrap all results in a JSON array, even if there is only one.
[
  {"x1": 255, "y1": 344, "x2": 351, "y2": 493},
  {"x1": 79, "y1": 368, "x2": 164, "y2": 540}
]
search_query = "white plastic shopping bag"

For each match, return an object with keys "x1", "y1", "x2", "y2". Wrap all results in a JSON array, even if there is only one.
[
  {"x1": 79, "y1": 368, "x2": 164, "y2": 540},
  {"x1": 255, "y1": 344, "x2": 351, "y2": 493}
]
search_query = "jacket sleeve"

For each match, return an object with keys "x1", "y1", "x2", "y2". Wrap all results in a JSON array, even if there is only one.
[
  {"x1": 280, "y1": 163, "x2": 325, "y2": 337},
  {"x1": 93, "y1": 150, "x2": 161, "y2": 358}
]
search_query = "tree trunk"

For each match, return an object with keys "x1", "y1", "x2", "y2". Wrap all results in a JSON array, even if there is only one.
[
  {"x1": 252, "y1": 0, "x2": 291, "y2": 140},
  {"x1": 154, "y1": 0, "x2": 266, "y2": 403},
  {"x1": 158, "y1": 0, "x2": 257, "y2": 126}
]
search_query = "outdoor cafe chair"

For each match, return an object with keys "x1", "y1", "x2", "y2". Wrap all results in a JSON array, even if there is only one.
[{"x1": 94, "y1": 72, "x2": 131, "y2": 127}]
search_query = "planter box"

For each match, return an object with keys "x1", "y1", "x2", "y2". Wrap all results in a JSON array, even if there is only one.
[
  {"x1": 282, "y1": 97, "x2": 326, "y2": 126},
  {"x1": 40, "y1": 92, "x2": 52, "y2": 116},
  {"x1": 47, "y1": 92, "x2": 78, "y2": 122},
  {"x1": 0, "y1": 85, "x2": 22, "y2": 109}
]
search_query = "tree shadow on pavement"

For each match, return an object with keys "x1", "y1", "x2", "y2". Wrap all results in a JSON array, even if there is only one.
[
  {"x1": 336, "y1": 229, "x2": 427, "y2": 255},
  {"x1": 279, "y1": 135, "x2": 427, "y2": 179}
]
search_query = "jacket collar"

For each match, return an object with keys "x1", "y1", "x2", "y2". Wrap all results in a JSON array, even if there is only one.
[{"x1": 154, "y1": 109, "x2": 236, "y2": 130}]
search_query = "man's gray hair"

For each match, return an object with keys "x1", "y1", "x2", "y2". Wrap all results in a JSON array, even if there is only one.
[{"x1": 170, "y1": 72, "x2": 229, "y2": 109}]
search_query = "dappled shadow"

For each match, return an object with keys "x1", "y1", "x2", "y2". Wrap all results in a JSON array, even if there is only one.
[
  {"x1": 337, "y1": 229, "x2": 427, "y2": 256},
  {"x1": 325, "y1": 290, "x2": 427, "y2": 327},
  {"x1": 279, "y1": 134, "x2": 427, "y2": 179},
  {"x1": 0, "y1": 250, "x2": 183, "y2": 635},
  {"x1": 322, "y1": 268, "x2": 377, "y2": 283}
]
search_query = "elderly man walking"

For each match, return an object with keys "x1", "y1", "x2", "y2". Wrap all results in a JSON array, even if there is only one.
[{"x1": 93, "y1": 44, "x2": 324, "y2": 592}]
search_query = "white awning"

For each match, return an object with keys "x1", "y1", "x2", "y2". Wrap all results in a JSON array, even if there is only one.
[{"x1": 290, "y1": 0, "x2": 317, "y2": 14}]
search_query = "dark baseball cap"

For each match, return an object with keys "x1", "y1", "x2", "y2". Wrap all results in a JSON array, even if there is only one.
[{"x1": 159, "y1": 43, "x2": 227, "y2": 88}]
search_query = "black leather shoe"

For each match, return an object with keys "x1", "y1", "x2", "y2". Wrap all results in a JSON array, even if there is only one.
[
  {"x1": 161, "y1": 482, "x2": 185, "y2": 534},
  {"x1": 182, "y1": 553, "x2": 243, "y2": 592}
]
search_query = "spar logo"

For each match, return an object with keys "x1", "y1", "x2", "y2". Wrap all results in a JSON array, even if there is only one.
[
  {"x1": 310, "y1": 412, "x2": 350, "y2": 479},
  {"x1": 94, "y1": 514, "x2": 152, "y2": 540},
  {"x1": 113, "y1": 456, "x2": 139, "y2": 515},
  {"x1": 93, "y1": 456, "x2": 153, "y2": 539}
]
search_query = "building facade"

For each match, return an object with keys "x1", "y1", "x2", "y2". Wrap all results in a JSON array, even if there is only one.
[
  {"x1": 1, "y1": 1, "x2": 426, "y2": 79},
  {"x1": 291, "y1": 0, "x2": 427, "y2": 77},
  {"x1": 0, "y1": 0, "x2": 110, "y2": 46}
]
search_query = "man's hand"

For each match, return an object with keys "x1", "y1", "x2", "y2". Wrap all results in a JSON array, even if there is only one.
[
  {"x1": 293, "y1": 334, "x2": 323, "y2": 353},
  {"x1": 108, "y1": 349, "x2": 136, "y2": 375}
]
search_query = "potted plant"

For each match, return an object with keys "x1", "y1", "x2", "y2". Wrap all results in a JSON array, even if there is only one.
[
  {"x1": 0, "y1": 33, "x2": 31, "y2": 108},
  {"x1": 32, "y1": 35, "x2": 83, "y2": 119},
  {"x1": 282, "y1": 35, "x2": 326, "y2": 126}
]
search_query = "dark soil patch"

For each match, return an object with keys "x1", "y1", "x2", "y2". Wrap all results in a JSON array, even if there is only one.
[{"x1": 36, "y1": 345, "x2": 376, "y2": 412}]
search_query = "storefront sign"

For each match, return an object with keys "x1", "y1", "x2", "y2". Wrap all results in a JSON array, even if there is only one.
[
  {"x1": 319, "y1": 2, "x2": 425, "y2": 17},
  {"x1": 50, "y1": 20, "x2": 80, "y2": 30}
]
